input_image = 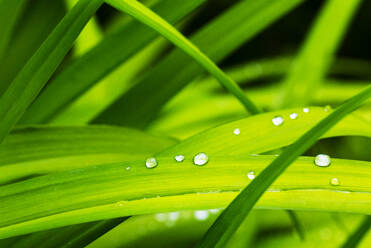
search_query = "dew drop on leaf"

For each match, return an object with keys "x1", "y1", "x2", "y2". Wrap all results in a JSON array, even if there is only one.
[
  {"x1": 145, "y1": 157, "x2": 158, "y2": 169},
  {"x1": 126, "y1": 166, "x2": 131, "y2": 171},
  {"x1": 175, "y1": 155, "x2": 185, "y2": 162},
  {"x1": 289, "y1": 113, "x2": 298, "y2": 119},
  {"x1": 272, "y1": 116, "x2": 284, "y2": 126},
  {"x1": 169, "y1": 212, "x2": 180, "y2": 221},
  {"x1": 330, "y1": 177, "x2": 340, "y2": 186},
  {"x1": 233, "y1": 128, "x2": 240, "y2": 135},
  {"x1": 314, "y1": 154, "x2": 331, "y2": 167},
  {"x1": 324, "y1": 105, "x2": 332, "y2": 112},
  {"x1": 194, "y1": 152, "x2": 208, "y2": 166},
  {"x1": 247, "y1": 171, "x2": 255, "y2": 180},
  {"x1": 194, "y1": 210, "x2": 209, "y2": 221},
  {"x1": 303, "y1": 107, "x2": 310, "y2": 113}
]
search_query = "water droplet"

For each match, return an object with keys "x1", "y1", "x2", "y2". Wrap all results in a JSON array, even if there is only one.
[
  {"x1": 145, "y1": 157, "x2": 158, "y2": 169},
  {"x1": 303, "y1": 108, "x2": 310, "y2": 113},
  {"x1": 330, "y1": 177, "x2": 340, "y2": 186},
  {"x1": 289, "y1": 113, "x2": 298, "y2": 120},
  {"x1": 126, "y1": 166, "x2": 131, "y2": 171},
  {"x1": 155, "y1": 213, "x2": 167, "y2": 222},
  {"x1": 272, "y1": 116, "x2": 284, "y2": 126},
  {"x1": 169, "y1": 212, "x2": 180, "y2": 221},
  {"x1": 247, "y1": 171, "x2": 255, "y2": 180},
  {"x1": 209, "y1": 208, "x2": 221, "y2": 214},
  {"x1": 116, "y1": 201, "x2": 125, "y2": 207},
  {"x1": 314, "y1": 154, "x2": 331, "y2": 167},
  {"x1": 194, "y1": 210, "x2": 209, "y2": 221},
  {"x1": 194, "y1": 153, "x2": 208, "y2": 166},
  {"x1": 324, "y1": 105, "x2": 332, "y2": 112},
  {"x1": 175, "y1": 155, "x2": 185, "y2": 162},
  {"x1": 233, "y1": 128, "x2": 240, "y2": 135}
]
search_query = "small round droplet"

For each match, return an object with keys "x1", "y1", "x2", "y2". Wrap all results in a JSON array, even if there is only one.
[
  {"x1": 155, "y1": 213, "x2": 167, "y2": 222},
  {"x1": 175, "y1": 155, "x2": 185, "y2": 162},
  {"x1": 272, "y1": 116, "x2": 284, "y2": 126},
  {"x1": 289, "y1": 113, "x2": 298, "y2": 120},
  {"x1": 126, "y1": 166, "x2": 131, "y2": 171},
  {"x1": 194, "y1": 153, "x2": 208, "y2": 166},
  {"x1": 116, "y1": 201, "x2": 125, "y2": 207},
  {"x1": 324, "y1": 105, "x2": 332, "y2": 112},
  {"x1": 234, "y1": 128, "x2": 240, "y2": 135},
  {"x1": 303, "y1": 108, "x2": 310, "y2": 113},
  {"x1": 169, "y1": 212, "x2": 180, "y2": 221},
  {"x1": 247, "y1": 171, "x2": 255, "y2": 180},
  {"x1": 145, "y1": 157, "x2": 158, "y2": 169},
  {"x1": 314, "y1": 154, "x2": 331, "y2": 167},
  {"x1": 194, "y1": 210, "x2": 209, "y2": 221},
  {"x1": 209, "y1": 208, "x2": 221, "y2": 214},
  {"x1": 330, "y1": 177, "x2": 340, "y2": 186}
]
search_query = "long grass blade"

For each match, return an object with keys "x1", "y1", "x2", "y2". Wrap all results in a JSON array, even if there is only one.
[
  {"x1": 20, "y1": 0, "x2": 206, "y2": 124},
  {"x1": 280, "y1": 0, "x2": 362, "y2": 107},
  {"x1": 0, "y1": 155, "x2": 370, "y2": 239},
  {"x1": 341, "y1": 216, "x2": 371, "y2": 248},
  {"x1": 195, "y1": 84, "x2": 371, "y2": 247},
  {"x1": 0, "y1": 126, "x2": 176, "y2": 184},
  {"x1": 0, "y1": 0, "x2": 27, "y2": 61},
  {"x1": 0, "y1": 0, "x2": 104, "y2": 143},
  {"x1": 94, "y1": 0, "x2": 304, "y2": 128},
  {"x1": 106, "y1": 0, "x2": 261, "y2": 115},
  {"x1": 0, "y1": 0, "x2": 66, "y2": 95}
]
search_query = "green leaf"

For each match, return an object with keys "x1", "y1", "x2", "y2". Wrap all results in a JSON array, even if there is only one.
[
  {"x1": 10, "y1": 222, "x2": 94, "y2": 248},
  {"x1": 0, "y1": 0, "x2": 66, "y2": 95},
  {"x1": 61, "y1": 218, "x2": 127, "y2": 248},
  {"x1": 66, "y1": 0, "x2": 103, "y2": 55},
  {"x1": 149, "y1": 81, "x2": 370, "y2": 139},
  {"x1": 156, "y1": 107, "x2": 371, "y2": 157},
  {"x1": 195, "y1": 86, "x2": 371, "y2": 248},
  {"x1": 0, "y1": 0, "x2": 104, "y2": 143},
  {"x1": 280, "y1": 0, "x2": 362, "y2": 107},
  {"x1": 0, "y1": 155, "x2": 370, "y2": 239},
  {"x1": 0, "y1": 0, "x2": 27, "y2": 62},
  {"x1": 106, "y1": 0, "x2": 261, "y2": 115},
  {"x1": 93, "y1": 0, "x2": 304, "y2": 128},
  {"x1": 20, "y1": 0, "x2": 207, "y2": 124},
  {"x1": 0, "y1": 104, "x2": 370, "y2": 238},
  {"x1": 0, "y1": 126, "x2": 176, "y2": 184},
  {"x1": 341, "y1": 216, "x2": 371, "y2": 248}
]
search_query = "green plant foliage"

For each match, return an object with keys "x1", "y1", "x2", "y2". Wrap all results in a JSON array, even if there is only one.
[
  {"x1": 106, "y1": 0, "x2": 261, "y2": 115},
  {"x1": 280, "y1": 0, "x2": 362, "y2": 107},
  {"x1": 0, "y1": 0, "x2": 66, "y2": 95},
  {"x1": 195, "y1": 85, "x2": 371, "y2": 248},
  {"x1": 0, "y1": 0, "x2": 370, "y2": 246},
  {"x1": 0, "y1": 0, "x2": 104, "y2": 143},
  {"x1": 21, "y1": 0, "x2": 206, "y2": 124},
  {"x1": 0, "y1": 126, "x2": 176, "y2": 184},
  {"x1": 93, "y1": 0, "x2": 304, "y2": 128}
]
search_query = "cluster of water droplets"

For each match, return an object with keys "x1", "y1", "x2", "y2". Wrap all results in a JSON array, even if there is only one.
[
  {"x1": 314, "y1": 154, "x2": 340, "y2": 186},
  {"x1": 272, "y1": 107, "x2": 311, "y2": 127},
  {"x1": 142, "y1": 106, "x2": 339, "y2": 186},
  {"x1": 144, "y1": 152, "x2": 209, "y2": 169}
]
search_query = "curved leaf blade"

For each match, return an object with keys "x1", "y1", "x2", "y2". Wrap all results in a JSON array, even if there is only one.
[
  {"x1": 93, "y1": 0, "x2": 304, "y2": 128},
  {"x1": 0, "y1": 155, "x2": 370, "y2": 239},
  {"x1": 195, "y1": 85, "x2": 371, "y2": 248},
  {"x1": 0, "y1": 126, "x2": 177, "y2": 184},
  {"x1": 20, "y1": 0, "x2": 206, "y2": 124},
  {"x1": 106, "y1": 0, "x2": 261, "y2": 114},
  {"x1": 0, "y1": 0, "x2": 104, "y2": 143}
]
